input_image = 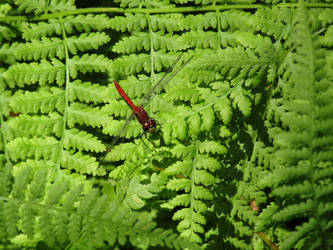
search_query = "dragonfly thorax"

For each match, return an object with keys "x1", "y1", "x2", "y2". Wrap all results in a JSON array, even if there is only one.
[{"x1": 143, "y1": 119, "x2": 156, "y2": 133}]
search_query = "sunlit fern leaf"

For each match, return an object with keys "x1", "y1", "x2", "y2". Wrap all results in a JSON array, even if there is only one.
[
  {"x1": 113, "y1": 52, "x2": 181, "y2": 77},
  {"x1": 16, "y1": 32, "x2": 110, "y2": 61},
  {"x1": 151, "y1": 14, "x2": 186, "y2": 33},
  {"x1": 0, "y1": 42, "x2": 19, "y2": 65},
  {"x1": 106, "y1": 142, "x2": 145, "y2": 162},
  {"x1": 21, "y1": 169, "x2": 47, "y2": 239},
  {"x1": 113, "y1": 32, "x2": 150, "y2": 54},
  {"x1": 14, "y1": 0, "x2": 48, "y2": 15},
  {"x1": 0, "y1": 24, "x2": 17, "y2": 43},
  {"x1": 167, "y1": 178, "x2": 191, "y2": 192},
  {"x1": 15, "y1": 37, "x2": 66, "y2": 60},
  {"x1": 161, "y1": 142, "x2": 222, "y2": 243},
  {"x1": 48, "y1": 0, "x2": 76, "y2": 12},
  {"x1": 69, "y1": 80, "x2": 114, "y2": 104},
  {"x1": 61, "y1": 151, "x2": 102, "y2": 176},
  {"x1": 67, "y1": 103, "x2": 109, "y2": 128},
  {"x1": 214, "y1": 97, "x2": 233, "y2": 124},
  {"x1": 199, "y1": 105, "x2": 214, "y2": 131},
  {"x1": 7, "y1": 137, "x2": 61, "y2": 162},
  {"x1": 195, "y1": 49, "x2": 253, "y2": 79},
  {"x1": 102, "y1": 119, "x2": 141, "y2": 138},
  {"x1": 14, "y1": 0, "x2": 75, "y2": 14},
  {"x1": 112, "y1": 53, "x2": 150, "y2": 76},
  {"x1": 170, "y1": 144, "x2": 195, "y2": 159},
  {"x1": 198, "y1": 140, "x2": 228, "y2": 155},
  {"x1": 165, "y1": 82, "x2": 201, "y2": 104},
  {"x1": 152, "y1": 32, "x2": 182, "y2": 51},
  {"x1": 67, "y1": 32, "x2": 111, "y2": 53},
  {"x1": 3, "y1": 198, "x2": 20, "y2": 237},
  {"x1": 252, "y1": 7, "x2": 293, "y2": 40},
  {"x1": 10, "y1": 87, "x2": 64, "y2": 114},
  {"x1": 4, "y1": 58, "x2": 65, "y2": 87},
  {"x1": 181, "y1": 30, "x2": 236, "y2": 50},
  {"x1": 23, "y1": 14, "x2": 111, "y2": 41},
  {"x1": 115, "y1": 75, "x2": 152, "y2": 99},
  {"x1": 101, "y1": 101, "x2": 131, "y2": 118},
  {"x1": 6, "y1": 113, "x2": 63, "y2": 139},
  {"x1": 124, "y1": 176, "x2": 154, "y2": 210},
  {"x1": 230, "y1": 85, "x2": 252, "y2": 117},
  {"x1": 64, "y1": 128, "x2": 105, "y2": 153},
  {"x1": 69, "y1": 54, "x2": 112, "y2": 78},
  {"x1": 188, "y1": 113, "x2": 201, "y2": 137},
  {"x1": 110, "y1": 13, "x2": 147, "y2": 32},
  {"x1": 159, "y1": 105, "x2": 191, "y2": 143}
]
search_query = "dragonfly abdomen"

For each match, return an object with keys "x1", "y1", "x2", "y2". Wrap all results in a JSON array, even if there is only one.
[{"x1": 114, "y1": 81, "x2": 136, "y2": 110}]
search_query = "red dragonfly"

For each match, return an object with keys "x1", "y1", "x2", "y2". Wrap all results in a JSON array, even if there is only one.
[{"x1": 99, "y1": 54, "x2": 193, "y2": 165}]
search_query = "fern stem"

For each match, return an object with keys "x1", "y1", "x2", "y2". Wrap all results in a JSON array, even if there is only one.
[
  {"x1": 1, "y1": 3, "x2": 333, "y2": 22},
  {"x1": 146, "y1": 13, "x2": 156, "y2": 90},
  {"x1": 59, "y1": 17, "x2": 70, "y2": 169}
]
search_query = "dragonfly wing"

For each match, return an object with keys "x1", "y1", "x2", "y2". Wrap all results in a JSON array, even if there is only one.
[
  {"x1": 99, "y1": 113, "x2": 134, "y2": 166},
  {"x1": 142, "y1": 55, "x2": 193, "y2": 107}
]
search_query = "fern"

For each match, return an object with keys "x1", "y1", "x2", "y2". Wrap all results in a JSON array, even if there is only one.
[
  {"x1": 1, "y1": 0, "x2": 333, "y2": 249},
  {"x1": 266, "y1": 3, "x2": 333, "y2": 249}
]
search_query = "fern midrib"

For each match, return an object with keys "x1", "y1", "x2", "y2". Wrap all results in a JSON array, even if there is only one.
[
  {"x1": 59, "y1": 17, "x2": 70, "y2": 170},
  {"x1": 303, "y1": 8, "x2": 324, "y2": 245}
]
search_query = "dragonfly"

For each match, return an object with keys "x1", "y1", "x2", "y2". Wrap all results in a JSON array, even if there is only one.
[{"x1": 99, "y1": 54, "x2": 193, "y2": 166}]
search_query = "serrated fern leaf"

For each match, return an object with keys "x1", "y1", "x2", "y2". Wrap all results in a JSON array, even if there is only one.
[
  {"x1": 7, "y1": 137, "x2": 61, "y2": 162},
  {"x1": 4, "y1": 59, "x2": 65, "y2": 87},
  {"x1": 64, "y1": 128, "x2": 105, "y2": 153},
  {"x1": 269, "y1": 3, "x2": 333, "y2": 249},
  {"x1": 10, "y1": 87, "x2": 65, "y2": 114},
  {"x1": 14, "y1": 0, "x2": 75, "y2": 14},
  {"x1": 6, "y1": 113, "x2": 63, "y2": 139}
]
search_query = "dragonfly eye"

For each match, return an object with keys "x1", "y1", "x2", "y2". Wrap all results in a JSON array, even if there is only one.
[{"x1": 143, "y1": 120, "x2": 156, "y2": 133}]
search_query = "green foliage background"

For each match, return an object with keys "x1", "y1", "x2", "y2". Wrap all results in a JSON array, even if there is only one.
[{"x1": 0, "y1": 0, "x2": 332, "y2": 249}]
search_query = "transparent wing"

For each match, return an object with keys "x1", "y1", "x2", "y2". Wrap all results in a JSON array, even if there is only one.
[{"x1": 141, "y1": 54, "x2": 193, "y2": 107}]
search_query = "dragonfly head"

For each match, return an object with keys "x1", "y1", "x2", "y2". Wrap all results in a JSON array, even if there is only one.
[{"x1": 143, "y1": 119, "x2": 157, "y2": 133}]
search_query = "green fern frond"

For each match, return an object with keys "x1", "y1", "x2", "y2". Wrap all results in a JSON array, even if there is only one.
[
  {"x1": 110, "y1": 13, "x2": 147, "y2": 32},
  {"x1": 15, "y1": 37, "x2": 66, "y2": 60},
  {"x1": 193, "y1": 47, "x2": 278, "y2": 81},
  {"x1": 14, "y1": 0, "x2": 75, "y2": 14},
  {"x1": 0, "y1": 42, "x2": 19, "y2": 65},
  {"x1": 4, "y1": 58, "x2": 65, "y2": 87},
  {"x1": 7, "y1": 137, "x2": 61, "y2": 162},
  {"x1": 230, "y1": 85, "x2": 252, "y2": 117},
  {"x1": 16, "y1": 32, "x2": 110, "y2": 61},
  {"x1": 124, "y1": 176, "x2": 154, "y2": 209},
  {"x1": 23, "y1": 14, "x2": 111, "y2": 41},
  {"x1": 10, "y1": 87, "x2": 64, "y2": 114},
  {"x1": 67, "y1": 103, "x2": 108, "y2": 128},
  {"x1": 151, "y1": 14, "x2": 186, "y2": 32},
  {"x1": 69, "y1": 54, "x2": 112, "y2": 78},
  {"x1": 61, "y1": 151, "x2": 101, "y2": 175},
  {"x1": 64, "y1": 128, "x2": 105, "y2": 153},
  {"x1": 267, "y1": 2, "x2": 333, "y2": 249},
  {"x1": 198, "y1": 140, "x2": 227, "y2": 155},
  {"x1": 69, "y1": 80, "x2": 114, "y2": 104},
  {"x1": 161, "y1": 141, "x2": 222, "y2": 243},
  {"x1": 251, "y1": 7, "x2": 293, "y2": 40},
  {"x1": 6, "y1": 113, "x2": 63, "y2": 139}
]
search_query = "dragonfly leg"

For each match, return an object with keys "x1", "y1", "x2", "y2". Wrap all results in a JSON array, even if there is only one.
[{"x1": 139, "y1": 132, "x2": 155, "y2": 150}]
